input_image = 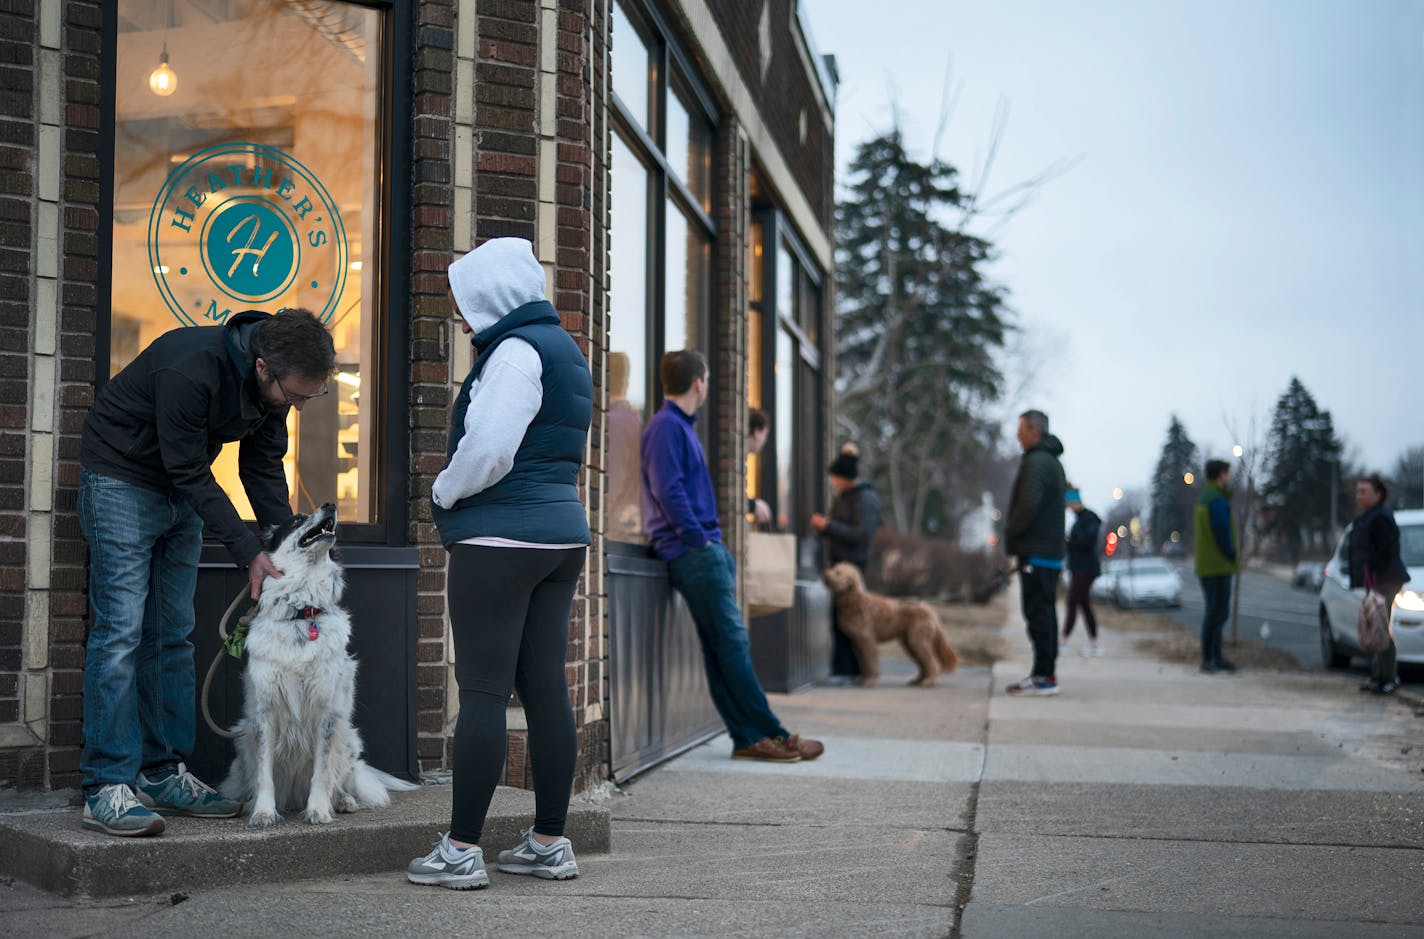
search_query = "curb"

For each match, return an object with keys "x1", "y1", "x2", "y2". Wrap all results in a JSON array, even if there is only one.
[{"x1": 0, "y1": 784, "x2": 610, "y2": 899}]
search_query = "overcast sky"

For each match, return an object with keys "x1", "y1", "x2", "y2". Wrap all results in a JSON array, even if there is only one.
[{"x1": 804, "y1": 0, "x2": 1424, "y2": 514}]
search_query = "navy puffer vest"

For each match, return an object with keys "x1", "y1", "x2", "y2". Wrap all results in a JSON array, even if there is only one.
[{"x1": 432, "y1": 300, "x2": 592, "y2": 548}]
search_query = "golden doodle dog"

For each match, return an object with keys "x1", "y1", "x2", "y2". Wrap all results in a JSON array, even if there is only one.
[{"x1": 822, "y1": 562, "x2": 959, "y2": 687}]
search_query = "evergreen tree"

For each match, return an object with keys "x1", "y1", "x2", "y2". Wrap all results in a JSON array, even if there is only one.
[
  {"x1": 835, "y1": 127, "x2": 1012, "y2": 534},
  {"x1": 1149, "y1": 415, "x2": 1199, "y2": 549},
  {"x1": 1390, "y1": 445, "x2": 1424, "y2": 510},
  {"x1": 1261, "y1": 377, "x2": 1343, "y2": 560}
]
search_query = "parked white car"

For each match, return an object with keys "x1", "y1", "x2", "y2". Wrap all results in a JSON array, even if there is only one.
[
  {"x1": 1112, "y1": 557, "x2": 1183, "y2": 608},
  {"x1": 1092, "y1": 559, "x2": 1127, "y2": 601},
  {"x1": 1318, "y1": 509, "x2": 1424, "y2": 668}
]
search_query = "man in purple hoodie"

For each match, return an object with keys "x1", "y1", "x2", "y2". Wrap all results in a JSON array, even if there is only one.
[{"x1": 641, "y1": 350, "x2": 824, "y2": 763}]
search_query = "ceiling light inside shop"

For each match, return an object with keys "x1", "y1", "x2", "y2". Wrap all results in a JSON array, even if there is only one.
[{"x1": 148, "y1": 43, "x2": 178, "y2": 97}]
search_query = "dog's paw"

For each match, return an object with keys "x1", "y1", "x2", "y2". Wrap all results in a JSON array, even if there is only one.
[
  {"x1": 910, "y1": 677, "x2": 937, "y2": 688},
  {"x1": 855, "y1": 676, "x2": 879, "y2": 687},
  {"x1": 248, "y1": 807, "x2": 281, "y2": 829},
  {"x1": 334, "y1": 793, "x2": 359, "y2": 813},
  {"x1": 303, "y1": 804, "x2": 335, "y2": 825}
]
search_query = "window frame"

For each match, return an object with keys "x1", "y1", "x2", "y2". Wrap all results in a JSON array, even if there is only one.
[{"x1": 96, "y1": 0, "x2": 413, "y2": 550}]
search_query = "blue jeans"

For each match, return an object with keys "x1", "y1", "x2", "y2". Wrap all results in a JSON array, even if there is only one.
[
  {"x1": 668, "y1": 542, "x2": 789, "y2": 750},
  {"x1": 79, "y1": 469, "x2": 204, "y2": 790},
  {"x1": 1199, "y1": 574, "x2": 1233, "y2": 666}
]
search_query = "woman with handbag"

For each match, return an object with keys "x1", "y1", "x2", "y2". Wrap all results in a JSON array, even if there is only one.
[{"x1": 1348, "y1": 474, "x2": 1410, "y2": 695}]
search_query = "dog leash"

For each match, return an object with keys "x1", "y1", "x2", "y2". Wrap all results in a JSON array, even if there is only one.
[{"x1": 200, "y1": 586, "x2": 253, "y2": 741}]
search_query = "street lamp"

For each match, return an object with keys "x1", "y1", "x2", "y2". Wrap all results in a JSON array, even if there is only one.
[{"x1": 1232, "y1": 444, "x2": 1243, "y2": 458}]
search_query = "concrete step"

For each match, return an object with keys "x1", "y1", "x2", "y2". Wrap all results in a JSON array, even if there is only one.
[{"x1": 0, "y1": 784, "x2": 611, "y2": 899}]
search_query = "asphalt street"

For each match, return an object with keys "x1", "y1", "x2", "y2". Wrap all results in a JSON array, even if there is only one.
[{"x1": 1166, "y1": 565, "x2": 1423, "y2": 695}]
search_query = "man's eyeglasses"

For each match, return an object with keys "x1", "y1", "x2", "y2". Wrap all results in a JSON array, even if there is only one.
[{"x1": 272, "y1": 373, "x2": 329, "y2": 405}]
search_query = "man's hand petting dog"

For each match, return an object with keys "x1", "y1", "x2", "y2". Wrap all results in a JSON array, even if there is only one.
[{"x1": 247, "y1": 551, "x2": 283, "y2": 600}]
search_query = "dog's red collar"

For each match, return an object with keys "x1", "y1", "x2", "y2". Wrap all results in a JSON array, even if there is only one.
[{"x1": 296, "y1": 606, "x2": 323, "y2": 642}]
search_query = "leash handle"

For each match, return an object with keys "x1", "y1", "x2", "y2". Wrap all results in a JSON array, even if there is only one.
[{"x1": 201, "y1": 587, "x2": 253, "y2": 741}]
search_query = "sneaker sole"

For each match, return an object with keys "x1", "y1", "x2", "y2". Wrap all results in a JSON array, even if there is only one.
[
  {"x1": 496, "y1": 861, "x2": 578, "y2": 880},
  {"x1": 407, "y1": 872, "x2": 489, "y2": 890},
  {"x1": 731, "y1": 754, "x2": 801, "y2": 763},
  {"x1": 82, "y1": 816, "x2": 165, "y2": 837}
]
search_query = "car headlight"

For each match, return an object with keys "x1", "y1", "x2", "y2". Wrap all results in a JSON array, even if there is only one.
[{"x1": 1395, "y1": 589, "x2": 1424, "y2": 612}]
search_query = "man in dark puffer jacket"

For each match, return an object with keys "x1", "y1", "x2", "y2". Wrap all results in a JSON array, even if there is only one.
[{"x1": 1003, "y1": 409, "x2": 1067, "y2": 696}]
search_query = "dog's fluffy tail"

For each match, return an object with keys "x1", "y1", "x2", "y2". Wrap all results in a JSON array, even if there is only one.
[
  {"x1": 934, "y1": 627, "x2": 960, "y2": 673},
  {"x1": 350, "y1": 761, "x2": 420, "y2": 808}
]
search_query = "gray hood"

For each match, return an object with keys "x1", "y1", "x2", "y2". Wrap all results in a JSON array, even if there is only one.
[{"x1": 448, "y1": 237, "x2": 547, "y2": 334}]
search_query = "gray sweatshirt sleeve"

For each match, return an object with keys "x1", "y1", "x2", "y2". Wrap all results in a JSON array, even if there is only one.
[{"x1": 431, "y1": 338, "x2": 544, "y2": 508}]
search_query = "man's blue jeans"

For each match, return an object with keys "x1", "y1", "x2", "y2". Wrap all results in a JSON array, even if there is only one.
[
  {"x1": 78, "y1": 469, "x2": 204, "y2": 790},
  {"x1": 667, "y1": 542, "x2": 789, "y2": 750}
]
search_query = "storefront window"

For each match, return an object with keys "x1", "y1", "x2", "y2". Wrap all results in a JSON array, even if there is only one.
[
  {"x1": 611, "y1": 3, "x2": 651, "y2": 133},
  {"x1": 750, "y1": 207, "x2": 825, "y2": 550},
  {"x1": 666, "y1": 75, "x2": 711, "y2": 212},
  {"x1": 663, "y1": 200, "x2": 708, "y2": 356},
  {"x1": 609, "y1": 0, "x2": 717, "y2": 546},
  {"x1": 745, "y1": 220, "x2": 765, "y2": 509},
  {"x1": 111, "y1": 0, "x2": 385, "y2": 523},
  {"x1": 774, "y1": 326, "x2": 795, "y2": 532},
  {"x1": 608, "y1": 133, "x2": 651, "y2": 543}
]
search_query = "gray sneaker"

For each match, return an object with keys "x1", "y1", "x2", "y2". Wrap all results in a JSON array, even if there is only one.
[
  {"x1": 83, "y1": 783, "x2": 165, "y2": 837},
  {"x1": 136, "y1": 762, "x2": 241, "y2": 818},
  {"x1": 407, "y1": 833, "x2": 489, "y2": 890},
  {"x1": 496, "y1": 827, "x2": 578, "y2": 880}
]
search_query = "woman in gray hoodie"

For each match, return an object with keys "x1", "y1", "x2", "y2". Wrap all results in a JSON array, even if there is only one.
[{"x1": 407, "y1": 238, "x2": 593, "y2": 890}]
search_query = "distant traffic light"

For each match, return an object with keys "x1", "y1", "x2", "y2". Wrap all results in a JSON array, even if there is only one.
[{"x1": 1105, "y1": 531, "x2": 1118, "y2": 557}]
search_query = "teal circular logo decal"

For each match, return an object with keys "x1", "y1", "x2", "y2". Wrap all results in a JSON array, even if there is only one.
[{"x1": 148, "y1": 143, "x2": 347, "y2": 326}]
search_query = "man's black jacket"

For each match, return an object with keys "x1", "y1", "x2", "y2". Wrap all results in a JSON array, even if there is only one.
[{"x1": 80, "y1": 311, "x2": 291, "y2": 566}]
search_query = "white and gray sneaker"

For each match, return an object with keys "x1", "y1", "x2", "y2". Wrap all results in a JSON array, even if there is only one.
[
  {"x1": 496, "y1": 827, "x2": 578, "y2": 880},
  {"x1": 407, "y1": 833, "x2": 489, "y2": 890}
]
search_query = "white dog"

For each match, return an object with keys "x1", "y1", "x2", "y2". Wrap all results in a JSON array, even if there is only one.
[{"x1": 220, "y1": 502, "x2": 416, "y2": 827}]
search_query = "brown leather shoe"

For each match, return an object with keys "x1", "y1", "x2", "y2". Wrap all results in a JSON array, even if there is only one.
[
  {"x1": 783, "y1": 734, "x2": 824, "y2": 761},
  {"x1": 732, "y1": 737, "x2": 801, "y2": 762}
]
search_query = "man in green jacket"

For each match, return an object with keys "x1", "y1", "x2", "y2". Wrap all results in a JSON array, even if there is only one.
[
  {"x1": 1192, "y1": 459, "x2": 1240, "y2": 673},
  {"x1": 1003, "y1": 409, "x2": 1067, "y2": 696}
]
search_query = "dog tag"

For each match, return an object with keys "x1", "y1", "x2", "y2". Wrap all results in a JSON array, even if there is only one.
[{"x1": 308, "y1": 624, "x2": 319, "y2": 641}]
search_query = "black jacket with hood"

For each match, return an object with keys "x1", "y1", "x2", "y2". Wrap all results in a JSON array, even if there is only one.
[
  {"x1": 1005, "y1": 434, "x2": 1067, "y2": 561},
  {"x1": 79, "y1": 311, "x2": 292, "y2": 566},
  {"x1": 821, "y1": 480, "x2": 882, "y2": 568},
  {"x1": 1348, "y1": 503, "x2": 1411, "y2": 592},
  {"x1": 1066, "y1": 507, "x2": 1102, "y2": 576}
]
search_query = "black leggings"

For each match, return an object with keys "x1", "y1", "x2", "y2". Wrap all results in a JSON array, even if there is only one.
[
  {"x1": 1062, "y1": 571, "x2": 1097, "y2": 639},
  {"x1": 447, "y1": 544, "x2": 585, "y2": 845}
]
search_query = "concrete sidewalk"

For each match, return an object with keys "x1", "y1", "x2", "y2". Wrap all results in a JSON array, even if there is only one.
[{"x1": 3, "y1": 595, "x2": 1423, "y2": 937}]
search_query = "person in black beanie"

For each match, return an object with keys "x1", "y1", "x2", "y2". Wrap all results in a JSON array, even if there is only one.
[{"x1": 812, "y1": 443, "x2": 882, "y2": 678}]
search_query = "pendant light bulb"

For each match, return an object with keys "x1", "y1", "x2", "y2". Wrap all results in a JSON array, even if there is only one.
[{"x1": 148, "y1": 42, "x2": 178, "y2": 97}]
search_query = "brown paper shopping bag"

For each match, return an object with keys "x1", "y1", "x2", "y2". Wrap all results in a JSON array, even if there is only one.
[{"x1": 745, "y1": 531, "x2": 796, "y2": 616}]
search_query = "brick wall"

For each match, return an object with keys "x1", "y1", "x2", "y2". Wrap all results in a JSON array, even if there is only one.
[
  {"x1": 0, "y1": 0, "x2": 102, "y2": 791},
  {"x1": 711, "y1": 119, "x2": 750, "y2": 571},
  {"x1": 409, "y1": 1, "x2": 458, "y2": 775},
  {"x1": 441, "y1": 0, "x2": 609, "y2": 793},
  {"x1": 703, "y1": 0, "x2": 834, "y2": 231}
]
